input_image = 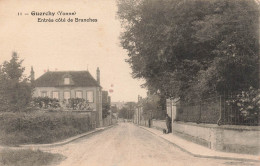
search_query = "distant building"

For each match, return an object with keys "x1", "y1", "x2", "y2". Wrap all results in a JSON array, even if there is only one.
[
  {"x1": 111, "y1": 101, "x2": 125, "y2": 110},
  {"x1": 33, "y1": 68, "x2": 103, "y2": 126}
]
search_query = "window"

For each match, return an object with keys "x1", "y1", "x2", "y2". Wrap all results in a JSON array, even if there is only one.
[
  {"x1": 64, "y1": 91, "x2": 71, "y2": 100},
  {"x1": 41, "y1": 91, "x2": 47, "y2": 97},
  {"x1": 64, "y1": 78, "x2": 70, "y2": 85},
  {"x1": 75, "y1": 91, "x2": 83, "y2": 98},
  {"x1": 52, "y1": 91, "x2": 59, "y2": 99},
  {"x1": 87, "y1": 91, "x2": 94, "y2": 102}
]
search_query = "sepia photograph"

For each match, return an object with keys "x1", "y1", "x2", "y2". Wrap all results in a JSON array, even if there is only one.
[{"x1": 0, "y1": 0, "x2": 259, "y2": 166}]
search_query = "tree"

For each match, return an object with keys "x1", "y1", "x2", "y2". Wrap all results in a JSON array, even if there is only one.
[
  {"x1": 110, "y1": 105, "x2": 118, "y2": 113},
  {"x1": 192, "y1": 0, "x2": 259, "y2": 98},
  {"x1": 118, "y1": 104, "x2": 135, "y2": 119},
  {"x1": 140, "y1": 94, "x2": 166, "y2": 120},
  {"x1": 117, "y1": 0, "x2": 259, "y2": 102},
  {"x1": 118, "y1": 107, "x2": 128, "y2": 119},
  {"x1": 125, "y1": 102, "x2": 135, "y2": 119},
  {"x1": 0, "y1": 52, "x2": 33, "y2": 112},
  {"x1": 102, "y1": 102, "x2": 111, "y2": 118}
]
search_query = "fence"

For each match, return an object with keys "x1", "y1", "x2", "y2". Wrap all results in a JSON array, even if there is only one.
[
  {"x1": 176, "y1": 96, "x2": 221, "y2": 124},
  {"x1": 176, "y1": 96, "x2": 259, "y2": 126},
  {"x1": 221, "y1": 96, "x2": 259, "y2": 126}
]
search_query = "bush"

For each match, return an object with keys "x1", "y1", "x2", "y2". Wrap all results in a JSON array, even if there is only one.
[
  {"x1": 0, "y1": 111, "x2": 94, "y2": 145},
  {"x1": 32, "y1": 97, "x2": 60, "y2": 109},
  {"x1": 226, "y1": 87, "x2": 260, "y2": 125},
  {"x1": 67, "y1": 98, "x2": 92, "y2": 110},
  {"x1": 32, "y1": 97, "x2": 93, "y2": 111},
  {"x1": 0, "y1": 149, "x2": 65, "y2": 166}
]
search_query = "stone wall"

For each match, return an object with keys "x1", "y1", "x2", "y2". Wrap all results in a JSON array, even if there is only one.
[
  {"x1": 151, "y1": 120, "x2": 166, "y2": 131},
  {"x1": 172, "y1": 121, "x2": 260, "y2": 155}
]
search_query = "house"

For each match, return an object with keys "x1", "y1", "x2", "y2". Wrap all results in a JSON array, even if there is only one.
[{"x1": 32, "y1": 67, "x2": 102, "y2": 126}]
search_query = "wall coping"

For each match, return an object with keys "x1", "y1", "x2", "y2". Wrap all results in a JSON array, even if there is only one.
[{"x1": 174, "y1": 121, "x2": 260, "y2": 131}]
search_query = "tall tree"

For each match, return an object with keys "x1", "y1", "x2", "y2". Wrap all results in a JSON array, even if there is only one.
[
  {"x1": 102, "y1": 102, "x2": 111, "y2": 118},
  {"x1": 141, "y1": 94, "x2": 166, "y2": 120},
  {"x1": 117, "y1": 0, "x2": 259, "y2": 101},
  {"x1": 0, "y1": 52, "x2": 33, "y2": 112},
  {"x1": 118, "y1": 103, "x2": 135, "y2": 119}
]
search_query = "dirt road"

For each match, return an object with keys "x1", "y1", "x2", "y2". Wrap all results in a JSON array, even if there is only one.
[{"x1": 44, "y1": 123, "x2": 257, "y2": 166}]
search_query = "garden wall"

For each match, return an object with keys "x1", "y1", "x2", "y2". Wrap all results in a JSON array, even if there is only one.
[
  {"x1": 151, "y1": 120, "x2": 166, "y2": 131},
  {"x1": 172, "y1": 121, "x2": 260, "y2": 155}
]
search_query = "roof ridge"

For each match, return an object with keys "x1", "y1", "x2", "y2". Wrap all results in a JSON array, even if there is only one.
[
  {"x1": 34, "y1": 70, "x2": 100, "y2": 87},
  {"x1": 46, "y1": 70, "x2": 89, "y2": 72}
]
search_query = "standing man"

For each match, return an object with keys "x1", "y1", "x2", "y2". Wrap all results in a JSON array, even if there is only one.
[
  {"x1": 148, "y1": 118, "x2": 151, "y2": 128},
  {"x1": 166, "y1": 114, "x2": 172, "y2": 133}
]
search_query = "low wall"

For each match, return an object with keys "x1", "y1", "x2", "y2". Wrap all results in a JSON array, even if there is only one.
[
  {"x1": 151, "y1": 120, "x2": 166, "y2": 131},
  {"x1": 172, "y1": 121, "x2": 260, "y2": 155},
  {"x1": 139, "y1": 120, "x2": 149, "y2": 127}
]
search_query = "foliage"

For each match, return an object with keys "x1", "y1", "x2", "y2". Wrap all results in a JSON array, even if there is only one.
[
  {"x1": 117, "y1": 0, "x2": 259, "y2": 102},
  {"x1": 32, "y1": 97, "x2": 94, "y2": 111},
  {"x1": 118, "y1": 107, "x2": 127, "y2": 119},
  {"x1": 102, "y1": 102, "x2": 111, "y2": 118},
  {"x1": 0, "y1": 149, "x2": 65, "y2": 166},
  {"x1": 67, "y1": 98, "x2": 92, "y2": 110},
  {"x1": 0, "y1": 52, "x2": 33, "y2": 112},
  {"x1": 32, "y1": 97, "x2": 60, "y2": 109},
  {"x1": 226, "y1": 87, "x2": 260, "y2": 125},
  {"x1": 141, "y1": 94, "x2": 166, "y2": 120},
  {"x1": 110, "y1": 105, "x2": 118, "y2": 113},
  {"x1": 118, "y1": 106, "x2": 134, "y2": 119},
  {"x1": 0, "y1": 111, "x2": 94, "y2": 145}
]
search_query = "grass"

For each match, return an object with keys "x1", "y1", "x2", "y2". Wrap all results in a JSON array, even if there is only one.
[
  {"x1": 0, "y1": 149, "x2": 65, "y2": 166},
  {"x1": 0, "y1": 110, "x2": 94, "y2": 146}
]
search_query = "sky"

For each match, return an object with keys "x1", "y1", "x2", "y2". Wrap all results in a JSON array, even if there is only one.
[{"x1": 0, "y1": 0, "x2": 147, "y2": 102}]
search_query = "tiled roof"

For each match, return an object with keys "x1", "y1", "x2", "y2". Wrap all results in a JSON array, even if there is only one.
[{"x1": 34, "y1": 71, "x2": 100, "y2": 87}]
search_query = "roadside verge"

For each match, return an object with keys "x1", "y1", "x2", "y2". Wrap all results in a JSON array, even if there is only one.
[{"x1": 18, "y1": 124, "x2": 117, "y2": 148}]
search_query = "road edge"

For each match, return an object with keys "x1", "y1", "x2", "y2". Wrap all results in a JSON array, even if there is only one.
[{"x1": 19, "y1": 124, "x2": 117, "y2": 148}]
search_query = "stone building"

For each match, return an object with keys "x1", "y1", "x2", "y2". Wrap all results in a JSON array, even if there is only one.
[{"x1": 33, "y1": 68, "x2": 103, "y2": 126}]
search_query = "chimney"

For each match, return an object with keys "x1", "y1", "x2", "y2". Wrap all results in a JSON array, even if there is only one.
[
  {"x1": 96, "y1": 67, "x2": 100, "y2": 85},
  {"x1": 30, "y1": 66, "x2": 35, "y2": 82}
]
